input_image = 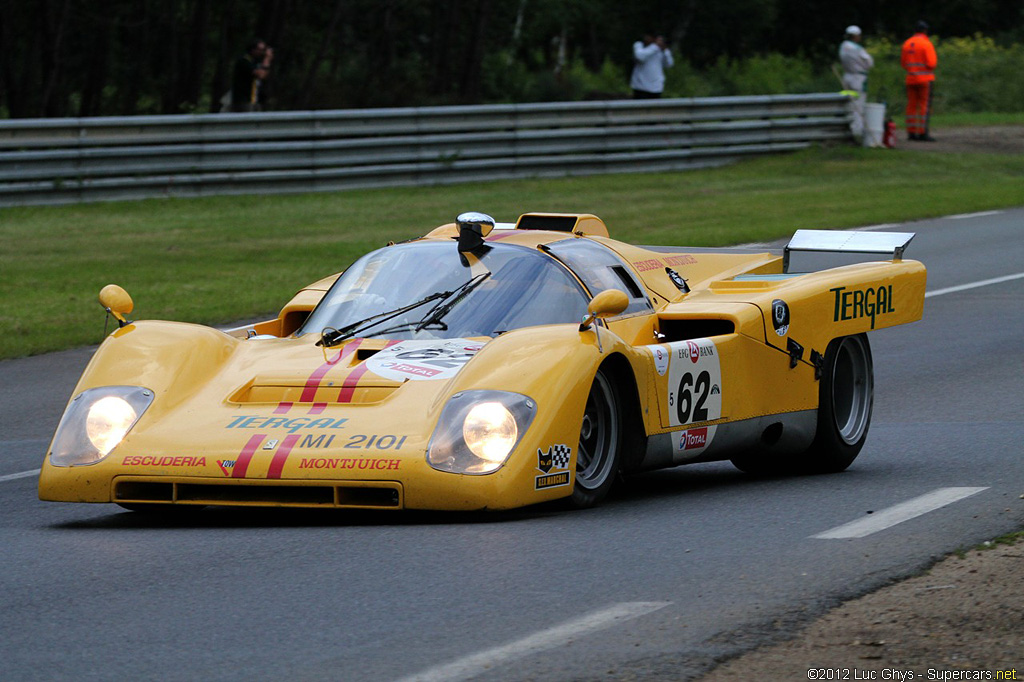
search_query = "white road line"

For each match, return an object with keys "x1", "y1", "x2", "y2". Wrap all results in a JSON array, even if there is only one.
[
  {"x1": 925, "y1": 272, "x2": 1024, "y2": 298},
  {"x1": 946, "y1": 210, "x2": 1002, "y2": 220},
  {"x1": 0, "y1": 469, "x2": 40, "y2": 483},
  {"x1": 812, "y1": 487, "x2": 989, "y2": 539},
  {"x1": 394, "y1": 601, "x2": 671, "y2": 682}
]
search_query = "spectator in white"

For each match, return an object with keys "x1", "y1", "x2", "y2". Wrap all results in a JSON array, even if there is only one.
[
  {"x1": 839, "y1": 25, "x2": 874, "y2": 139},
  {"x1": 631, "y1": 33, "x2": 674, "y2": 98}
]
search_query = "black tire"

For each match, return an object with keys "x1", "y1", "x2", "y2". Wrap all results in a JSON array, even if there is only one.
[
  {"x1": 798, "y1": 333, "x2": 874, "y2": 473},
  {"x1": 569, "y1": 367, "x2": 624, "y2": 508}
]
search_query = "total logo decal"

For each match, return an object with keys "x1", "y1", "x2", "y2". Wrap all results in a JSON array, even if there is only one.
[
  {"x1": 674, "y1": 425, "x2": 718, "y2": 456},
  {"x1": 365, "y1": 339, "x2": 484, "y2": 382},
  {"x1": 535, "y1": 444, "x2": 572, "y2": 490},
  {"x1": 666, "y1": 338, "x2": 723, "y2": 428}
]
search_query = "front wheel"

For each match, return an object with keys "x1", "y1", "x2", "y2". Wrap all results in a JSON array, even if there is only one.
[
  {"x1": 798, "y1": 333, "x2": 874, "y2": 473},
  {"x1": 570, "y1": 367, "x2": 624, "y2": 508}
]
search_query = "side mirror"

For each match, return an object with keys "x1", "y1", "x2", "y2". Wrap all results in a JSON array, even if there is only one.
[
  {"x1": 99, "y1": 284, "x2": 134, "y2": 327},
  {"x1": 579, "y1": 289, "x2": 629, "y2": 331}
]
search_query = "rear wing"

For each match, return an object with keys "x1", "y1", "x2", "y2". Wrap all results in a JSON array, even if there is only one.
[{"x1": 784, "y1": 230, "x2": 915, "y2": 273}]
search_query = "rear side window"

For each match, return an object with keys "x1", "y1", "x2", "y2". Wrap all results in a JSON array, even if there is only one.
[{"x1": 544, "y1": 239, "x2": 653, "y2": 316}]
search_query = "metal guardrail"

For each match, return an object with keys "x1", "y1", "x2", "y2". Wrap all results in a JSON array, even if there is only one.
[{"x1": 0, "y1": 94, "x2": 851, "y2": 206}]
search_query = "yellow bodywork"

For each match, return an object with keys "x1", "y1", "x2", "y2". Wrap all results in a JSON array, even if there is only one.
[{"x1": 39, "y1": 213, "x2": 926, "y2": 511}]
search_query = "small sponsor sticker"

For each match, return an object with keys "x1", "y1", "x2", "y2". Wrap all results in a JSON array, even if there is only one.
[
  {"x1": 772, "y1": 299, "x2": 790, "y2": 336},
  {"x1": 122, "y1": 455, "x2": 207, "y2": 467},
  {"x1": 674, "y1": 425, "x2": 718, "y2": 456},
  {"x1": 535, "y1": 444, "x2": 572, "y2": 490},
  {"x1": 645, "y1": 344, "x2": 670, "y2": 376}
]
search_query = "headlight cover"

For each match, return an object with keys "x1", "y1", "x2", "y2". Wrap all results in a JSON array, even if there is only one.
[
  {"x1": 49, "y1": 386, "x2": 154, "y2": 466},
  {"x1": 427, "y1": 390, "x2": 536, "y2": 474}
]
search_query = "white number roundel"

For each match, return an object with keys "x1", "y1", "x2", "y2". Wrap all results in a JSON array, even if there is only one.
[{"x1": 666, "y1": 338, "x2": 722, "y2": 427}]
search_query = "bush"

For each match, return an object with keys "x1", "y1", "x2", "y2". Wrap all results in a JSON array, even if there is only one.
[
  {"x1": 864, "y1": 34, "x2": 1024, "y2": 115},
  {"x1": 477, "y1": 33, "x2": 1024, "y2": 114}
]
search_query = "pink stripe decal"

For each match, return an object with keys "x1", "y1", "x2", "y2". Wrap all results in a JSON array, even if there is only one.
[
  {"x1": 308, "y1": 403, "x2": 327, "y2": 415},
  {"x1": 273, "y1": 402, "x2": 293, "y2": 414},
  {"x1": 337, "y1": 365, "x2": 369, "y2": 403},
  {"x1": 267, "y1": 434, "x2": 300, "y2": 479},
  {"x1": 232, "y1": 434, "x2": 267, "y2": 479},
  {"x1": 485, "y1": 230, "x2": 521, "y2": 242},
  {"x1": 300, "y1": 339, "x2": 363, "y2": 402},
  {"x1": 336, "y1": 339, "x2": 399, "y2": 403}
]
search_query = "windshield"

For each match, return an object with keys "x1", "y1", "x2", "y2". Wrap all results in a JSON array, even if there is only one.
[{"x1": 298, "y1": 241, "x2": 590, "y2": 340}]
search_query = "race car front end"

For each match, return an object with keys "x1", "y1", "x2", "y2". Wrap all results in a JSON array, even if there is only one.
[{"x1": 38, "y1": 320, "x2": 602, "y2": 512}]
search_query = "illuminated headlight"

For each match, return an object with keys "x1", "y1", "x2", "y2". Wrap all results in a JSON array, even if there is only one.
[
  {"x1": 427, "y1": 391, "x2": 536, "y2": 474},
  {"x1": 49, "y1": 386, "x2": 154, "y2": 466}
]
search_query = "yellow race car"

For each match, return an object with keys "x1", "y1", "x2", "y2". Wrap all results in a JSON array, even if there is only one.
[{"x1": 39, "y1": 212, "x2": 926, "y2": 512}]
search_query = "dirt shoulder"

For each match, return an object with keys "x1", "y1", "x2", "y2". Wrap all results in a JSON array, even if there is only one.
[
  {"x1": 888, "y1": 124, "x2": 1024, "y2": 155},
  {"x1": 699, "y1": 537, "x2": 1024, "y2": 680}
]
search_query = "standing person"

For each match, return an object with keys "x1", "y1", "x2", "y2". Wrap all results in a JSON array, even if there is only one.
[
  {"x1": 630, "y1": 33, "x2": 674, "y2": 99},
  {"x1": 901, "y1": 21, "x2": 937, "y2": 141},
  {"x1": 839, "y1": 25, "x2": 874, "y2": 140},
  {"x1": 231, "y1": 39, "x2": 274, "y2": 112}
]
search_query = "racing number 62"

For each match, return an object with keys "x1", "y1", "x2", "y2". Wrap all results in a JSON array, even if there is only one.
[{"x1": 673, "y1": 370, "x2": 710, "y2": 424}]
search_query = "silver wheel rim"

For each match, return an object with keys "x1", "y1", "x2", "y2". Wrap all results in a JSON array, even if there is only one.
[
  {"x1": 831, "y1": 336, "x2": 872, "y2": 445},
  {"x1": 576, "y1": 372, "x2": 618, "y2": 490}
]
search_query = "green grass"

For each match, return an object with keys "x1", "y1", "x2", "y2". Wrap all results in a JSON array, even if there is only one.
[
  {"x1": 2, "y1": 144, "x2": 1023, "y2": 359},
  {"x1": 930, "y1": 112, "x2": 1024, "y2": 127}
]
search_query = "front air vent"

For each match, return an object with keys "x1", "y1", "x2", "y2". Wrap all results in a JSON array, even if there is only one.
[
  {"x1": 113, "y1": 479, "x2": 403, "y2": 509},
  {"x1": 659, "y1": 318, "x2": 735, "y2": 342},
  {"x1": 176, "y1": 483, "x2": 335, "y2": 506}
]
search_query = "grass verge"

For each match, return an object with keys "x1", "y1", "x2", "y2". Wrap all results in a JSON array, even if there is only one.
[
  {"x1": 930, "y1": 112, "x2": 1024, "y2": 127},
  {"x1": 2, "y1": 143, "x2": 1023, "y2": 359}
]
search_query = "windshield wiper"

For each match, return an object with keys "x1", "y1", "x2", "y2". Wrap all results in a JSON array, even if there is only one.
[
  {"x1": 343, "y1": 272, "x2": 492, "y2": 342},
  {"x1": 413, "y1": 272, "x2": 491, "y2": 331},
  {"x1": 316, "y1": 290, "x2": 449, "y2": 347}
]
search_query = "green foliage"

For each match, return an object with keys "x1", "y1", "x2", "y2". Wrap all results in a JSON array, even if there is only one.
[
  {"x1": 4, "y1": 2, "x2": 1024, "y2": 117},
  {"x1": 665, "y1": 54, "x2": 834, "y2": 98},
  {"x1": 864, "y1": 34, "x2": 1024, "y2": 115}
]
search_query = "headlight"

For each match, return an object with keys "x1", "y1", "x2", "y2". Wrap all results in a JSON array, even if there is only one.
[
  {"x1": 463, "y1": 402, "x2": 517, "y2": 463},
  {"x1": 86, "y1": 396, "x2": 138, "y2": 455},
  {"x1": 427, "y1": 391, "x2": 536, "y2": 474},
  {"x1": 49, "y1": 386, "x2": 154, "y2": 466}
]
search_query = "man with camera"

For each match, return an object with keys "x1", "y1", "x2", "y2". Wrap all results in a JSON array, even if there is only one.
[{"x1": 231, "y1": 39, "x2": 274, "y2": 112}]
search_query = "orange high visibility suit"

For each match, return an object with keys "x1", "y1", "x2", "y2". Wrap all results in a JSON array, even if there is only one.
[{"x1": 901, "y1": 32, "x2": 937, "y2": 136}]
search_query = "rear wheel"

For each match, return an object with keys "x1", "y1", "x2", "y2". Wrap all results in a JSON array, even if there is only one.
[
  {"x1": 798, "y1": 333, "x2": 874, "y2": 473},
  {"x1": 570, "y1": 367, "x2": 623, "y2": 508}
]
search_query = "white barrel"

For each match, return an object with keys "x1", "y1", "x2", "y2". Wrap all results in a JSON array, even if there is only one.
[{"x1": 863, "y1": 102, "x2": 886, "y2": 147}]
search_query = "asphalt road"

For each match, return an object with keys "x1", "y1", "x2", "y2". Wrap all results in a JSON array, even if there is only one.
[{"x1": 1, "y1": 209, "x2": 1022, "y2": 682}]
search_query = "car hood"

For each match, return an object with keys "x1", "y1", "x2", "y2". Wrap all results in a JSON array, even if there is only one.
[{"x1": 229, "y1": 336, "x2": 488, "y2": 407}]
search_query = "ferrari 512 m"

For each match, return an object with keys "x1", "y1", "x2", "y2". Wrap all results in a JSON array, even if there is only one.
[{"x1": 40, "y1": 212, "x2": 926, "y2": 511}]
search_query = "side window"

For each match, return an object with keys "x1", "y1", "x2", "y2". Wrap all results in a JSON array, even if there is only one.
[{"x1": 544, "y1": 239, "x2": 653, "y2": 316}]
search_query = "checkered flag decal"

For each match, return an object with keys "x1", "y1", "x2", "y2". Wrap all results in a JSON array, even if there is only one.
[{"x1": 550, "y1": 444, "x2": 571, "y2": 469}]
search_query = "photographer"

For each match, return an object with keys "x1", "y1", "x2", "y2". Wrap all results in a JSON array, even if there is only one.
[
  {"x1": 630, "y1": 33, "x2": 674, "y2": 99},
  {"x1": 230, "y1": 39, "x2": 273, "y2": 112}
]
